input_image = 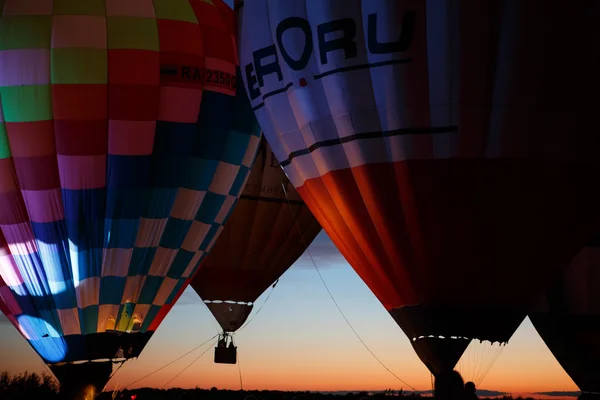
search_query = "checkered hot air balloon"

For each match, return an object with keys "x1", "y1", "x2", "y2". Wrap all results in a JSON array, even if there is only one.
[
  {"x1": 0, "y1": 0, "x2": 260, "y2": 397},
  {"x1": 237, "y1": 0, "x2": 600, "y2": 381}
]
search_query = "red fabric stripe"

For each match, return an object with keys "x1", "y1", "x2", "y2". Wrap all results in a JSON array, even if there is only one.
[
  {"x1": 299, "y1": 159, "x2": 600, "y2": 311},
  {"x1": 198, "y1": 25, "x2": 235, "y2": 63},
  {"x1": 147, "y1": 278, "x2": 191, "y2": 332},
  {"x1": 5, "y1": 121, "x2": 55, "y2": 158},
  {"x1": 0, "y1": 192, "x2": 29, "y2": 225},
  {"x1": 190, "y1": 0, "x2": 228, "y2": 31},
  {"x1": 108, "y1": 84, "x2": 159, "y2": 121},
  {"x1": 55, "y1": 120, "x2": 108, "y2": 156},
  {"x1": 0, "y1": 159, "x2": 20, "y2": 194},
  {"x1": 211, "y1": 0, "x2": 234, "y2": 29},
  {"x1": 108, "y1": 49, "x2": 159, "y2": 86},
  {"x1": 52, "y1": 84, "x2": 107, "y2": 120},
  {"x1": 13, "y1": 155, "x2": 60, "y2": 191},
  {"x1": 157, "y1": 19, "x2": 204, "y2": 55}
]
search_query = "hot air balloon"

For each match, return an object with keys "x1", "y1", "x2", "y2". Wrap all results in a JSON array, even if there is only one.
[
  {"x1": 0, "y1": 0, "x2": 261, "y2": 398},
  {"x1": 191, "y1": 136, "x2": 322, "y2": 364},
  {"x1": 529, "y1": 238, "x2": 600, "y2": 397},
  {"x1": 236, "y1": 0, "x2": 600, "y2": 382}
]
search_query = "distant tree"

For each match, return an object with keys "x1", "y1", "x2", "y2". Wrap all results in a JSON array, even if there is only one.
[{"x1": 0, "y1": 370, "x2": 59, "y2": 400}]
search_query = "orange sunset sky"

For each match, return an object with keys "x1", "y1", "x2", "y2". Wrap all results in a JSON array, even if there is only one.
[{"x1": 0, "y1": 232, "x2": 581, "y2": 397}]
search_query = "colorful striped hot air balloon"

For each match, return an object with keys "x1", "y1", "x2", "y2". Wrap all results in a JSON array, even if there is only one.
[
  {"x1": 237, "y1": 0, "x2": 600, "y2": 380},
  {"x1": 191, "y1": 137, "x2": 321, "y2": 363},
  {"x1": 0, "y1": 0, "x2": 260, "y2": 397}
]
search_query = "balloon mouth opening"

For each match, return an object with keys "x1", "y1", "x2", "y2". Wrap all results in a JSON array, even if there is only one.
[
  {"x1": 50, "y1": 358, "x2": 128, "y2": 367},
  {"x1": 411, "y1": 335, "x2": 508, "y2": 346},
  {"x1": 51, "y1": 359, "x2": 115, "y2": 398},
  {"x1": 204, "y1": 299, "x2": 254, "y2": 306}
]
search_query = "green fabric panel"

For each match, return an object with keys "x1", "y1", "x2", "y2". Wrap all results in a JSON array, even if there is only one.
[
  {"x1": 51, "y1": 48, "x2": 107, "y2": 84},
  {"x1": 0, "y1": 124, "x2": 11, "y2": 159},
  {"x1": 0, "y1": 16, "x2": 52, "y2": 50},
  {"x1": 116, "y1": 303, "x2": 135, "y2": 332},
  {"x1": 53, "y1": 0, "x2": 107, "y2": 16},
  {"x1": 80, "y1": 306, "x2": 99, "y2": 335},
  {"x1": 0, "y1": 85, "x2": 53, "y2": 123},
  {"x1": 107, "y1": 17, "x2": 159, "y2": 51},
  {"x1": 152, "y1": 0, "x2": 198, "y2": 23}
]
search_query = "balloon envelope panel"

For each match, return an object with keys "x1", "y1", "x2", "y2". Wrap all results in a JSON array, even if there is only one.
[
  {"x1": 0, "y1": 0, "x2": 261, "y2": 366},
  {"x1": 237, "y1": 0, "x2": 600, "y2": 345},
  {"x1": 192, "y1": 137, "x2": 321, "y2": 332}
]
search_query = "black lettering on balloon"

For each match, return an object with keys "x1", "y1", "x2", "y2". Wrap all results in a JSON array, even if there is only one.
[
  {"x1": 193, "y1": 67, "x2": 202, "y2": 81},
  {"x1": 182, "y1": 66, "x2": 192, "y2": 80},
  {"x1": 317, "y1": 18, "x2": 357, "y2": 65},
  {"x1": 253, "y1": 45, "x2": 283, "y2": 87},
  {"x1": 244, "y1": 63, "x2": 261, "y2": 100},
  {"x1": 367, "y1": 11, "x2": 416, "y2": 54},
  {"x1": 276, "y1": 17, "x2": 313, "y2": 71}
]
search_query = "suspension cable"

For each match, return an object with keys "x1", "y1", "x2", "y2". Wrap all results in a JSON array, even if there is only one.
[
  {"x1": 122, "y1": 333, "x2": 218, "y2": 389},
  {"x1": 236, "y1": 278, "x2": 279, "y2": 334},
  {"x1": 161, "y1": 339, "x2": 217, "y2": 388},
  {"x1": 237, "y1": 349, "x2": 244, "y2": 391},
  {"x1": 280, "y1": 182, "x2": 420, "y2": 393},
  {"x1": 107, "y1": 360, "x2": 127, "y2": 384}
]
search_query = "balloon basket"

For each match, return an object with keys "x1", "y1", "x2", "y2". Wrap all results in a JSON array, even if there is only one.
[
  {"x1": 214, "y1": 346, "x2": 237, "y2": 364},
  {"x1": 214, "y1": 333, "x2": 237, "y2": 364}
]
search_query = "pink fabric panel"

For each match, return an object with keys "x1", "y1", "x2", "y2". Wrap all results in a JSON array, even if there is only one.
[
  {"x1": 20, "y1": 189, "x2": 63, "y2": 223},
  {"x1": 57, "y1": 155, "x2": 106, "y2": 190}
]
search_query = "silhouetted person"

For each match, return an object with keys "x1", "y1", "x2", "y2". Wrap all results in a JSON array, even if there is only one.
[
  {"x1": 434, "y1": 369, "x2": 465, "y2": 400},
  {"x1": 464, "y1": 381, "x2": 478, "y2": 400}
]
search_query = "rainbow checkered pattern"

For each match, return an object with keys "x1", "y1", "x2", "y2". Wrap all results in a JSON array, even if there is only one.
[{"x1": 0, "y1": 0, "x2": 261, "y2": 365}]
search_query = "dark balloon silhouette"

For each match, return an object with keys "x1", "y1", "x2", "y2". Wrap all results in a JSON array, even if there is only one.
[
  {"x1": 191, "y1": 137, "x2": 321, "y2": 363},
  {"x1": 530, "y1": 237, "x2": 600, "y2": 394}
]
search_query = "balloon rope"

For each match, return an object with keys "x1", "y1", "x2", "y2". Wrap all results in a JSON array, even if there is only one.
[
  {"x1": 106, "y1": 360, "x2": 127, "y2": 387},
  {"x1": 237, "y1": 349, "x2": 244, "y2": 391},
  {"x1": 280, "y1": 182, "x2": 420, "y2": 393},
  {"x1": 161, "y1": 338, "x2": 217, "y2": 388},
  {"x1": 235, "y1": 279, "x2": 279, "y2": 334},
  {"x1": 122, "y1": 333, "x2": 218, "y2": 389}
]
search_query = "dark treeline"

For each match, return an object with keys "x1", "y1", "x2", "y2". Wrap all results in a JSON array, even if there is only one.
[
  {"x1": 0, "y1": 370, "x2": 60, "y2": 399},
  {"x1": 99, "y1": 389, "x2": 535, "y2": 400},
  {"x1": 99, "y1": 387, "x2": 425, "y2": 399},
  {"x1": 0, "y1": 371, "x2": 536, "y2": 400}
]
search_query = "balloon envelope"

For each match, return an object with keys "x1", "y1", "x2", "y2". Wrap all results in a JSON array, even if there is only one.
[
  {"x1": 530, "y1": 239, "x2": 600, "y2": 394},
  {"x1": 0, "y1": 0, "x2": 260, "y2": 395},
  {"x1": 237, "y1": 0, "x2": 600, "y2": 374},
  {"x1": 191, "y1": 137, "x2": 322, "y2": 332}
]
